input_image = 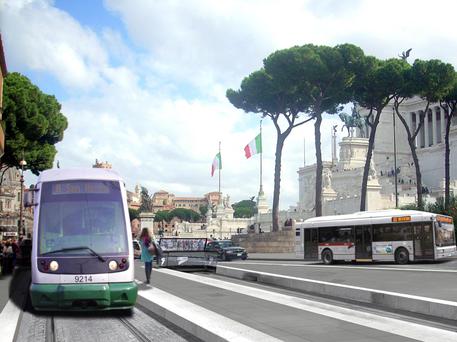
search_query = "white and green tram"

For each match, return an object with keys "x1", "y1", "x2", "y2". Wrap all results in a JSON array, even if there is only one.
[
  {"x1": 30, "y1": 168, "x2": 138, "y2": 310},
  {"x1": 295, "y1": 210, "x2": 456, "y2": 264}
]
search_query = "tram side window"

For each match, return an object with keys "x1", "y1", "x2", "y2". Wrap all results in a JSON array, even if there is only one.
[
  {"x1": 319, "y1": 227, "x2": 353, "y2": 243},
  {"x1": 373, "y1": 224, "x2": 413, "y2": 241}
]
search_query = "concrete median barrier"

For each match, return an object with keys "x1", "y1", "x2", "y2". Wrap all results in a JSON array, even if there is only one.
[{"x1": 216, "y1": 265, "x2": 457, "y2": 321}]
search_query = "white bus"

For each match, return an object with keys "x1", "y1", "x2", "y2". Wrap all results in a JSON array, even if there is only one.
[{"x1": 295, "y1": 210, "x2": 456, "y2": 264}]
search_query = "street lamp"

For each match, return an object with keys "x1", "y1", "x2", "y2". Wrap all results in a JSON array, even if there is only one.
[{"x1": 18, "y1": 158, "x2": 27, "y2": 237}]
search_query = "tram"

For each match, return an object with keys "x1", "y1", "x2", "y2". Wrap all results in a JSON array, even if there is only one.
[
  {"x1": 295, "y1": 209, "x2": 456, "y2": 264},
  {"x1": 30, "y1": 168, "x2": 138, "y2": 310}
]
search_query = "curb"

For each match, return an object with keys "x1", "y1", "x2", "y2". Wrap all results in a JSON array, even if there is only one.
[
  {"x1": 136, "y1": 296, "x2": 227, "y2": 342},
  {"x1": 216, "y1": 265, "x2": 457, "y2": 321}
]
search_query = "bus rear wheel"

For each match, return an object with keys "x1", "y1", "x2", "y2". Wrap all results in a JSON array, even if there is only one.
[
  {"x1": 395, "y1": 247, "x2": 409, "y2": 264},
  {"x1": 322, "y1": 249, "x2": 334, "y2": 265}
]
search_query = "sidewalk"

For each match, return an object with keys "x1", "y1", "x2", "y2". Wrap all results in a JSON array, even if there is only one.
[{"x1": 0, "y1": 273, "x2": 12, "y2": 312}]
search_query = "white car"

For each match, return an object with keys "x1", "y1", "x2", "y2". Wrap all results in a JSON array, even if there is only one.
[{"x1": 133, "y1": 239, "x2": 141, "y2": 259}]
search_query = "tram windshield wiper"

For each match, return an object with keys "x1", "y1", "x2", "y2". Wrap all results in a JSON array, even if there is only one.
[{"x1": 42, "y1": 246, "x2": 106, "y2": 262}]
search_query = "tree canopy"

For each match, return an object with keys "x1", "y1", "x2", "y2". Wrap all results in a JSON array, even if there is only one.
[
  {"x1": 232, "y1": 199, "x2": 257, "y2": 218},
  {"x1": 2, "y1": 72, "x2": 68, "y2": 174}
]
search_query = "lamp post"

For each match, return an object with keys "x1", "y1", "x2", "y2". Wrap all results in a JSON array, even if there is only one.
[{"x1": 18, "y1": 158, "x2": 27, "y2": 237}]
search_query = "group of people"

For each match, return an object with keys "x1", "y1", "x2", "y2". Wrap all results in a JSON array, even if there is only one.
[
  {"x1": 138, "y1": 228, "x2": 163, "y2": 284},
  {"x1": 0, "y1": 238, "x2": 20, "y2": 275}
]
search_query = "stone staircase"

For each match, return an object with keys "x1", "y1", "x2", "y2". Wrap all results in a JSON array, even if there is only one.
[{"x1": 232, "y1": 229, "x2": 295, "y2": 253}]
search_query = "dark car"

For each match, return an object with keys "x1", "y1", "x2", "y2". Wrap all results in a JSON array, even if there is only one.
[{"x1": 205, "y1": 240, "x2": 247, "y2": 261}]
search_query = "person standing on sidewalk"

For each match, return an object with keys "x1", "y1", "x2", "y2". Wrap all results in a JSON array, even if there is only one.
[{"x1": 139, "y1": 228, "x2": 153, "y2": 284}]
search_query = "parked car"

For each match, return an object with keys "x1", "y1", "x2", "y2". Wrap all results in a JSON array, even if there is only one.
[
  {"x1": 133, "y1": 239, "x2": 141, "y2": 259},
  {"x1": 205, "y1": 240, "x2": 247, "y2": 261}
]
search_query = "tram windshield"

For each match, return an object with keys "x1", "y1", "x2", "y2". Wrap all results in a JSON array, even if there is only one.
[
  {"x1": 435, "y1": 222, "x2": 456, "y2": 247},
  {"x1": 38, "y1": 180, "x2": 128, "y2": 256}
]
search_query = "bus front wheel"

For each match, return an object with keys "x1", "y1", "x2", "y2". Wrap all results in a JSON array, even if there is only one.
[
  {"x1": 395, "y1": 247, "x2": 409, "y2": 265},
  {"x1": 322, "y1": 249, "x2": 334, "y2": 265}
]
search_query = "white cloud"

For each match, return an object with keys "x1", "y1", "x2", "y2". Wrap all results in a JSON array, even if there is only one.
[{"x1": 6, "y1": 0, "x2": 457, "y2": 209}]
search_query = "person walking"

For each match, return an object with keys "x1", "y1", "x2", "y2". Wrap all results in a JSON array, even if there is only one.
[
  {"x1": 151, "y1": 238, "x2": 163, "y2": 268},
  {"x1": 139, "y1": 228, "x2": 153, "y2": 284}
]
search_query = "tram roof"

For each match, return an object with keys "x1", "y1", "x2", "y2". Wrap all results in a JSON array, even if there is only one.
[
  {"x1": 299, "y1": 209, "x2": 440, "y2": 227},
  {"x1": 37, "y1": 168, "x2": 124, "y2": 183}
]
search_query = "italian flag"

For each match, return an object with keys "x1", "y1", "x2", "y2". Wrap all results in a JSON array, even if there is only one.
[
  {"x1": 211, "y1": 152, "x2": 222, "y2": 177},
  {"x1": 244, "y1": 133, "x2": 262, "y2": 159}
]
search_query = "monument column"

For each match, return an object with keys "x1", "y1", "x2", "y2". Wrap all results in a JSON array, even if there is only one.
[
  {"x1": 424, "y1": 111, "x2": 430, "y2": 147},
  {"x1": 440, "y1": 106, "x2": 446, "y2": 142},
  {"x1": 432, "y1": 108, "x2": 437, "y2": 146},
  {"x1": 409, "y1": 112, "x2": 416, "y2": 147}
]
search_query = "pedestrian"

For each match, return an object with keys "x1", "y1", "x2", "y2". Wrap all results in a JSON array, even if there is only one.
[
  {"x1": 139, "y1": 228, "x2": 153, "y2": 284},
  {"x1": 150, "y1": 238, "x2": 163, "y2": 268}
]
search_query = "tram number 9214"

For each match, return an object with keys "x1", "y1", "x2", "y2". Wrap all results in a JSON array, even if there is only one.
[{"x1": 74, "y1": 275, "x2": 93, "y2": 283}]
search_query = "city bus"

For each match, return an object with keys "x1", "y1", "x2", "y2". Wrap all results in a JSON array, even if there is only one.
[
  {"x1": 30, "y1": 168, "x2": 138, "y2": 310},
  {"x1": 295, "y1": 210, "x2": 456, "y2": 264}
]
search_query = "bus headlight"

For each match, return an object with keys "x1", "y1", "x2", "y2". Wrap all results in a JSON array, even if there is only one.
[
  {"x1": 109, "y1": 260, "x2": 118, "y2": 271},
  {"x1": 49, "y1": 260, "x2": 59, "y2": 272}
]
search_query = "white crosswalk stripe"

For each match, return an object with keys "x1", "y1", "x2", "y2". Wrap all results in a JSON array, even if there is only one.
[{"x1": 136, "y1": 281, "x2": 282, "y2": 342}]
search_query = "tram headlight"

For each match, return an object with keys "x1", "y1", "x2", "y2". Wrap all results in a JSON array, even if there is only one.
[
  {"x1": 49, "y1": 260, "x2": 59, "y2": 272},
  {"x1": 109, "y1": 260, "x2": 118, "y2": 271}
]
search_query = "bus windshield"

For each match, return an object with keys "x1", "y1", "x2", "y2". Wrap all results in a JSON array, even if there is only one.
[
  {"x1": 435, "y1": 222, "x2": 456, "y2": 247},
  {"x1": 38, "y1": 180, "x2": 128, "y2": 256}
]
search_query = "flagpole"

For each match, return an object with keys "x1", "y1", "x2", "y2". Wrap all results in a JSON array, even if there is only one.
[
  {"x1": 259, "y1": 120, "x2": 263, "y2": 192},
  {"x1": 218, "y1": 141, "x2": 221, "y2": 203}
]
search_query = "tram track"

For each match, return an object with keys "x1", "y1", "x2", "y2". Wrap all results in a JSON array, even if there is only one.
[
  {"x1": 44, "y1": 316, "x2": 55, "y2": 342},
  {"x1": 117, "y1": 315, "x2": 153, "y2": 342}
]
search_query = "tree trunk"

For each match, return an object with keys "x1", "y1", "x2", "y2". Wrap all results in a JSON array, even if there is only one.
[
  {"x1": 445, "y1": 114, "x2": 452, "y2": 210},
  {"x1": 272, "y1": 134, "x2": 286, "y2": 232},
  {"x1": 314, "y1": 114, "x2": 323, "y2": 217},
  {"x1": 360, "y1": 109, "x2": 381, "y2": 211},
  {"x1": 395, "y1": 108, "x2": 423, "y2": 209},
  {"x1": 409, "y1": 141, "x2": 423, "y2": 209}
]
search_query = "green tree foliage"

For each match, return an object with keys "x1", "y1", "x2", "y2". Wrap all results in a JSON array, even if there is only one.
[
  {"x1": 199, "y1": 205, "x2": 208, "y2": 217},
  {"x1": 154, "y1": 210, "x2": 170, "y2": 222},
  {"x1": 1, "y1": 72, "x2": 68, "y2": 175},
  {"x1": 139, "y1": 187, "x2": 153, "y2": 212},
  {"x1": 227, "y1": 44, "x2": 364, "y2": 227},
  {"x1": 128, "y1": 208, "x2": 140, "y2": 221},
  {"x1": 353, "y1": 57, "x2": 408, "y2": 210},
  {"x1": 395, "y1": 60, "x2": 455, "y2": 209},
  {"x1": 402, "y1": 196, "x2": 457, "y2": 228},
  {"x1": 232, "y1": 199, "x2": 257, "y2": 218},
  {"x1": 167, "y1": 208, "x2": 201, "y2": 222}
]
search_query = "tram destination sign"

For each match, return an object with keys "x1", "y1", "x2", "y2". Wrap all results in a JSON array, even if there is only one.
[{"x1": 52, "y1": 181, "x2": 110, "y2": 195}]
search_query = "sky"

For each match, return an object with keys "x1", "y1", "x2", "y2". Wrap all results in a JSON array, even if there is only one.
[{"x1": 2, "y1": 0, "x2": 457, "y2": 209}]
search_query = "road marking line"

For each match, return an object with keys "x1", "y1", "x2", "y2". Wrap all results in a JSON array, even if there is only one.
[
  {"x1": 219, "y1": 265, "x2": 457, "y2": 306},
  {"x1": 157, "y1": 268, "x2": 457, "y2": 342},
  {"x1": 229, "y1": 261, "x2": 457, "y2": 273},
  {"x1": 0, "y1": 300, "x2": 22, "y2": 342},
  {"x1": 136, "y1": 280, "x2": 281, "y2": 342}
]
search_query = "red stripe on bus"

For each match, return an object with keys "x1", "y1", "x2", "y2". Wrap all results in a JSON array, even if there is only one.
[{"x1": 319, "y1": 242, "x2": 353, "y2": 247}]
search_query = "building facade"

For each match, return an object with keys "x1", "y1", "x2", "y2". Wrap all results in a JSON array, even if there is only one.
[
  {"x1": 295, "y1": 98, "x2": 457, "y2": 219},
  {"x1": 0, "y1": 168, "x2": 22, "y2": 239}
]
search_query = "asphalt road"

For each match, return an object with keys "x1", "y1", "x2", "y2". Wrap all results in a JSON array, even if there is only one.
[
  {"x1": 134, "y1": 261, "x2": 457, "y2": 341},
  {"x1": 222, "y1": 259, "x2": 457, "y2": 301}
]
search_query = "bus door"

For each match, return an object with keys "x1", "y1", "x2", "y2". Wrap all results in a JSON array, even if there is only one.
[
  {"x1": 413, "y1": 223, "x2": 434, "y2": 259},
  {"x1": 355, "y1": 225, "x2": 372, "y2": 260},
  {"x1": 304, "y1": 228, "x2": 318, "y2": 259}
]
